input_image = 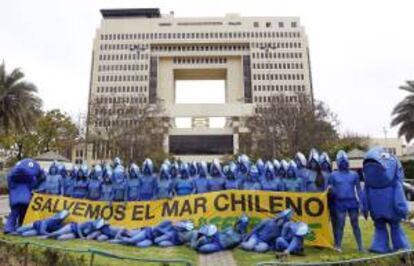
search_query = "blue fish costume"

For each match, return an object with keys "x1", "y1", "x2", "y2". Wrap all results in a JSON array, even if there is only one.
[
  {"x1": 194, "y1": 161, "x2": 209, "y2": 193},
  {"x1": 16, "y1": 210, "x2": 70, "y2": 237},
  {"x1": 157, "y1": 164, "x2": 174, "y2": 199},
  {"x1": 275, "y1": 221, "x2": 309, "y2": 255},
  {"x1": 208, "y1": 159, "x2": 225, "y2": 191},
  {"x1": 362, "y1": 147, "x2": 411, "y2": 253},
  {"x1": 138, "y1": 159, "x2": 158, "y2": 201},
  {"x1": 5, "y1": 159, "x2": 43, "y2": 234}
]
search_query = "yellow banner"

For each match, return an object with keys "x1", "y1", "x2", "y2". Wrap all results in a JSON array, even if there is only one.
[{"x1": 24, "y1": 190, "x2": 333, "y2": 248}]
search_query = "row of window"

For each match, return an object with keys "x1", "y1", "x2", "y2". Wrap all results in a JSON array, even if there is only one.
[
  {"x1": 96, "y1": 85, "x2": 147, "y2": 94},
  {"x1": 254, "y1": 94, "x2": 301, "y2": 104},
  {"x1": 94, "y1": 119, "x2": 144, "y2": 128},
  {"x1": 97, "y1": 75, "x2": 148, "y2": 83},
  {"x1": 252, "y1": 62, "x2": 304, "y2": 70},
  {"x1": 251, "y1": 52, "x2": 303, "y2": 59},
  {"x1": 253, "y1": 73, "x2": 305, "y2": 81},
  {"x1": 173, "y1": 57, "x2": 227, "y2": 64},
  {"x1": 100, "y1": 43, "x2": 149, "y2": 51},
  {"x1": 98, "y1": 64, "x2": 149, "y2": 72},
  {"x1": 95, "y1": 107, "x2": 147, "y2": 116},
  {"x1": 100, "y1": 31, "x2": 301, "y2": 41},
  {"x1": 253, "y1": 84, "x2": 306, "y2": 92},
  {"x1": 251, "y1": 42, "x2": 302, "y2": 49},
  {"x1": 98, "y1": 53, "x2": 149, "y2": 61},
  {"x1": 152, "y1": 44, "x2": 248, "y2": 52},
  {"x1": 254, "y1": 21, "x2": 297, "y2": 28},
  {"x1": 94, "y1": 96, "x2": 148, "y2": 105}
]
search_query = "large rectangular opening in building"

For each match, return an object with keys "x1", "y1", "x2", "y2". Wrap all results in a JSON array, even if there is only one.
[
  {"x1": 170, "y1": 135, "x2": 233, "y2": 155},
  {"x1": 175, "y1": 80, "x2": 225, "y2": 104}
]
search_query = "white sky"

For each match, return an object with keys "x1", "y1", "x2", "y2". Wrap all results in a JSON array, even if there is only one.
[{"x1": 1, "y1": 0, "x2": 414, "y2": 138}]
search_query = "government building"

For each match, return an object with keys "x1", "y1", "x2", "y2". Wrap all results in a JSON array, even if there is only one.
[{"x1": 86, "y1": 8, "x2": 314, "y2": 162}]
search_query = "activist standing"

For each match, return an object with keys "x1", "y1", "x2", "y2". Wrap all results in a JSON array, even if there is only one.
[
  {"x1": 207, "y1": 159, "x2": 225, "y2": 191},
  {"x1": 241, "y1": 165, "x2": 262, "y2": 190},
  {"x1": 223, "y1": 163, "x2": 241, "y2": 190},
  {"x1": 260, "y1": 162, "x2": 280, "y2": 191},
  {"x1": 138, "y1": 159, "x2": 158, "y2": 200},
  {"x1": 328, "y1": 150, "x2": 364, "y2": 252},
  {"x1": 174, "y1": 163, "x2": 195, "y2": 196},
  {"x1": 72, "y1": 164, "x2": 90, "y2": 199},
  {"x1": 126, "y1": 163, "x2": 141, "y2": 201},
  {"x1": 88, "y1": 165, "x2": 103, "y2": 200},
  {"x1": 194, "y1": 161, "x2": 209, "y2": 193},
  {"x1": 156, "y1": 163, "x2": 174, "y2": 199}
]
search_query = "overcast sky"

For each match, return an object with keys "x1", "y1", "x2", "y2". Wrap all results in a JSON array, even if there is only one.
[{"x1": 1, "y1": 0, "x2": 413, "y2": 138}]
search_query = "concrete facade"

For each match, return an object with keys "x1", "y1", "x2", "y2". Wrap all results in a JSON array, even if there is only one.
[{"x1": 87, "y1": 8, "x2": 313, "y2": 160}]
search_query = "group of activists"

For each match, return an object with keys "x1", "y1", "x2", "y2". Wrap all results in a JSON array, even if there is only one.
[
  {"x1": 31, "y1": 148, "x2": 335, "y2": 203},
  {"x1": 11, "y1": 207, "x2": 309, "y2": 255},
  {"x1": 4, "y1": 146, "x2": 412, "y2": 255}
]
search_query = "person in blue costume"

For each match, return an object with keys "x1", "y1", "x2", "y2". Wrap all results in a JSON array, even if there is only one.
[
  {"x1": 241, "y1": 165, "x2": 262, "y2": 190},
  {"x1": 306, "y1": 149, "x2": 322, "y2": 192},
  {"x1": 43, "y1": 218, "x2": 105, "y2": 240},
  {"x1": 189, "y1": 162, "x2": 198, "y2": 179},
  {"x1": 15, "y1": 210, "x2": 70, "y2": 237},
  {"x1": 223, "y1": 163, "x2": 241, "y2": 190},
  {"x1": 88, "y1": 165, "x2": 103, "y2": 200},
  {"x1": 276, "y1": 160, "x2": 289, "y2": 190},
  {"x1": 126, "y1": 163, "x2": 140, "y2": 201},
  {"x1": 174, "y1": 163, "x2": 195, "y2": 196},
  {"x1": 169, "y1": 162, "x2": 179, "y2": 184},
  {"x1": 63, "y1": 165, "x2": 77, "y2": 197},
  {"x1": 282, "y1": 161, "x2": 304, "y2": 192},
  {"x1": 156, "y1": 163, "x2": 174, "y2": 199},
  {"x1": 275, "y1": 221, "x2": 309, "y2": 255},
  {"x1": 237, "y1": 154, "x2": 250, "y2": 182},
  {"x1": 256, "y1": 159, "x2": 265, "y2": 181},
  {"x1": 72, "y1": 164, "x2": 89, "y2": 199},
  {"x1": 194, "y1": 161, "x2": 209, "y2": 194},
  {"x1": 112, "y1": 166, "x2": 127, "y2": 202},
  {"x1": 328, "y1": 150, "x2": 363, "y2": 252},
  {"x1": 138, "y1": 159, "x2": 158, "y2": 201},
  {"x1": 240, "y1": 209, "x2": 292, "y2": 252},
  {"x1": 208, "y1": 159, "x2": 225, "y2": 192},
  {"x1": 4, "y1": 159, "x2": 43, "y2": 234},
  {"x1": 154, "y1": 221, "x2": 195, "y2": 247},
  {"x1": 361, "y1": 147, "x2": 411, "y2": 253},
  {"x1": 261, "y1": 162, "x2": 280, "y2": 191},
  {"x1": 319, "y1": 152, "x2": 332, "y2": 189},
  {"x1": 112, "y1": 221, "x2": 172, "y2": 247},
  {"x1": 294, "y1": 152, "x2": 309, "y2": 187},
  {"x1": 272, "y1": 159, "x2": 280, "y2": 173},
  {"x1": 100, "y1": 169, "x2": 114, "y2": 205},
  {"x1": 86, "y1": 223, "x2": 124, "y2": 242},
  {"x1": 40, "y1": 161, "x2": 64, "y2": 195},
  {"x1": 194, "y1": 215, "x2": 250, "y2": 253}
]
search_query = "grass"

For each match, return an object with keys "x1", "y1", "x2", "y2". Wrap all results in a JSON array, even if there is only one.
[
  {"x1": 1, "y1": 218, "x2": 413, "y2": 266},
  {"x1": 232, "y1": 218, "x2": 414, "y2": 266}
]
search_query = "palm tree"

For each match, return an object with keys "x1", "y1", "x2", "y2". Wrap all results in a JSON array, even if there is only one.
[
  {"x1": 0, "y1": 61, "x2": 42, "y2": 134},
  {"x1": 391, "y1": 80, "x2": 414, "y2": 143}
]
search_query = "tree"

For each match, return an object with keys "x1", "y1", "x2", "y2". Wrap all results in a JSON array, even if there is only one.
[
  {"x1": 0, "y1": 61, "x2": 42, "y2": 134},
  {"x1": 87, "y1": 95, "x2": 167, "y2": 163},
  {"x1": 36, "y1": 109, "x2": 78, "y2": 157},
  {"x1": 246, "y1": 92, "x2": 339, "y2": 159},
  {"x1": 391, "y1": 80, "x2": 414, "y2": 143}
]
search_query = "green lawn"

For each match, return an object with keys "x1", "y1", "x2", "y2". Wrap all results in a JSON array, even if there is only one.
[
  {"x1": 233, "y1": 218, "x2": 414, "y2": 266},
  {"x1": 1, "y1": 218, "x2": 413, "y2": 266}
]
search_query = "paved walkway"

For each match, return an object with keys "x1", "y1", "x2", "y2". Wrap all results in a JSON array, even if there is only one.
[
  {"x1": 0, "y1": 195, "x2": 9, "y2": 217},
  {"x1": 199, "y1": 251, "x2": 237, "y2": 266}
]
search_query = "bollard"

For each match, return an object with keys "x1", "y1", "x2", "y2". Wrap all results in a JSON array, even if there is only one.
[
  {"x1": 23, "y1": 242, "x2": 29, "y2": 266},
  {"x1": 89, "y1": 251, "x2": 95, "y2": 266}
]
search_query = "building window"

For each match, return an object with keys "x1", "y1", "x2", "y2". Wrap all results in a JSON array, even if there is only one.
[
  {"x1": 291, "y1": 22, "x2": 297, "y2": 28},
  {"x1": 266, "y1": 22, "x2": 271, "y2": 28},
  {"x1": 278, "y1": 22, "x2": 284, "y2": 28},
  {"x1": 253, "y1": 22, "x2": 259, "y2": 27}
]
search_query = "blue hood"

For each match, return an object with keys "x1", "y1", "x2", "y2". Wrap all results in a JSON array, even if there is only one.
[
  {"x1": 159, "y1": 164, "x2": 170, "y2": 180},
  {"x1": 113, "y1": 157, "x2": 122, "y2": 168},
  {"x1": 234, "y1": 214, "x2": 249, "y2": 234},
  {"x1": 248, "y1": 165, "x2": 260, "y2": 181},
  {"x1": 129, "y1": 163, "x2": 140, "y2": 179},
  {"x1": 57, "y1": 163, "x2": 67, "y2": 177},
  {"x1": 278, "y1": 160, "x2": 289, "y2": 177},
  {"x1": 256, "y1": 159, "x2": 265, "y2": 175},
  {"x1": 294, "y1": 152, "x2": 307, "y2": 169},
  {"x1": 363, "y1": 147, "x2": 400, "y2": 188},
  {"x1": 287, "y1": 161, "x2": 298, "y2": 178},
  {"x1": 48, "y1": 161, "x2": 59, "y2": 175},
  {"x1": 180, "y1": 163, "x2": 190, "y2": 179},
  {"x1": 273, "y1": 159, "x2": 281, "y2": 173},
  {"x1": 13, "y1": 159, "x2": 41, "y2": 182},
  {"x1": 336, "y1": 150, "x2": 349, "y2": 171},
  {"x1": 198, "y1": 161, "x2": 208, "y2": 177},
  {"x1": 319, "y1": 152, "x2": 332, "y2": 172},
  {"x1": 112, "y1": 166, "x2": 126, "y2": 182},
  {"x1": 78, "y1": 164, "x2": 89, "y2": 178},
  {"x1": 308, "y1": 149, "x2": 320, "y2": 170},
  {"x1": 92, "y1": 165, "x2": 103, "y2": 180},
  {"x1": 210, "y1": 159, "x2": 222, "y2": 177},
  {"x1": 169, "y1": 162, "x2": 179, "y2": 178},
  {"x1": 142, "y1": 158, "x2": 153, "y2": 176},
  {"x1": 238, "y1": 154, "x2": 250, "y2": 174},
  {"x1": 189, "y1": 162, "x2": 198, "y2": 177},
  {"x1": 264, "y1": 161, "x2": 275, "y2": 180}
]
